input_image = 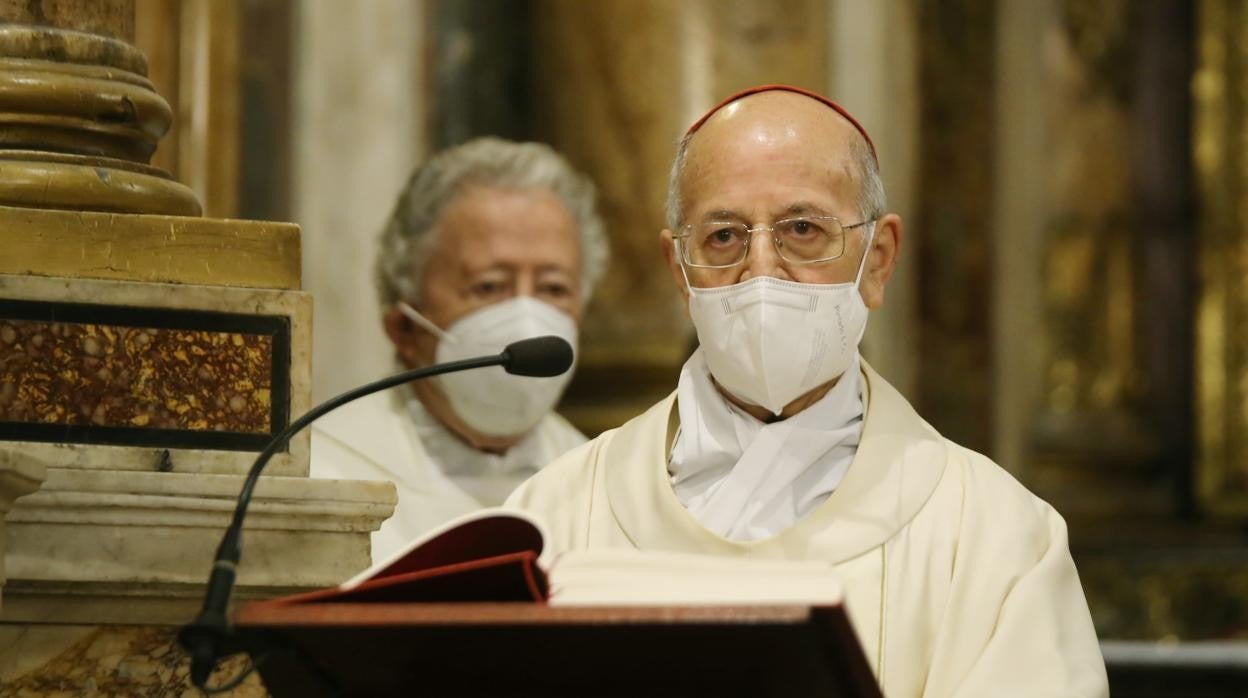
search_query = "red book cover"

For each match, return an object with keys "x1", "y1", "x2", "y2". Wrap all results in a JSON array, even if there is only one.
[{"x1": 260, "y1": 509, "x2": 550, "y2": 606}]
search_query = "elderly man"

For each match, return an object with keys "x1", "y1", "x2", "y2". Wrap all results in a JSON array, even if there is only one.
[
  {"x1": 507, "y1": 86, "x2": 1108, "y2": 696},
  {"x1": 312, "y1": 137, "x2": 608, "y2": 560}
]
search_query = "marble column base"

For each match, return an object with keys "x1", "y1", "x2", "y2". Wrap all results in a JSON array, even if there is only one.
[
  {"x1": 2, "y1": 467, "x2": 395, "y2": 625},
  {"x1": 0, "y1": 461, "x2": 45, "y2": 611}
]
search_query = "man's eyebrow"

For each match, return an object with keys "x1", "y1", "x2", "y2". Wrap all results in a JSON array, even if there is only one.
[
  {"x1": 700, "y1": 209, "x2": 745, "y2": 222},
  {"x1": 780, "y1": 202, "x2": 831, "y2": 216},
  {"x1": 697, "y1": 203, "x2": 834, "y2": 223},
  {"x1": 460, "y1": 261, "x2": 510, "y2": 277}
]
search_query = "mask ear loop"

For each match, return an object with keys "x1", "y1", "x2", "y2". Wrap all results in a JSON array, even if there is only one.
[
  {"x1": 397, "y1": 301, "x2": 458, "y2": 344},
  {"x1": 675, "y1": 238, "x2": 700, "y2": 296},
  {"x1": 852, "y1": 222, "x2": 877, "y2": 289}
]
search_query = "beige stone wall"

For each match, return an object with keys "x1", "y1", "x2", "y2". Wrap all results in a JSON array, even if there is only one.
[{"x1": 293, "y1": 0, "x2": 427, "y2": 402}]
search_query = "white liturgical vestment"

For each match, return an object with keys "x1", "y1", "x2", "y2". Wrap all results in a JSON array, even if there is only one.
[
  {"x1": 311, "y1": 389, "x2": 585, "y2": 561},
  {"x1": 506, "y1": 360, "x2": 1109, "y2": 697},
  {"x1": 669, "y1": 349, "x2": 863, "y2": 540}
]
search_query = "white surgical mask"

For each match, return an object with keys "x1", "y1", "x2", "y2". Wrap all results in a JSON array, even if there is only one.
[
  {"x1": 398, "y1": 297, "x2": 578, "y2": 437},
  {"x1": 683, "y1": 227, "x2": 873, "y2": 415}
]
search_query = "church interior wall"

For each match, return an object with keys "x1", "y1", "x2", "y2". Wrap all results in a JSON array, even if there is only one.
[{"x1": 1, "y1": 0, "x2": 1246, "y2": 694}]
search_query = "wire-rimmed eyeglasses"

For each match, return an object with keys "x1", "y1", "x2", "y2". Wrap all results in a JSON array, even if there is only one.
[{"x1": 673, "y1": 216, "x2": 876, "y2": 268}]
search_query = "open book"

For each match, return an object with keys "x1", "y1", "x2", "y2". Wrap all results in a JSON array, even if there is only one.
[{"x1": 268, "y1": 508, "x2": 845, "y2": 608}]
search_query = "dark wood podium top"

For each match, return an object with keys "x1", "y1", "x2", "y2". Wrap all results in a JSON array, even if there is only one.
[
  {"x1": 234, "y1": 601, "x2": 882, "y2": 698},
  {"x1": 237, "y1": 601, "x2": 824, "y2": 626}
]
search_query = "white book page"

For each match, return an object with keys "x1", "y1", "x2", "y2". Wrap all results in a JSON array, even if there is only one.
[{"x1": 546, "y1": 549, "x2": 845, "y2": 607}]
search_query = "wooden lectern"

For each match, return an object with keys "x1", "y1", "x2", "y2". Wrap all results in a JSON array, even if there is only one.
[{"x1": 234, "y1": 601, "x2": 882, "y2": 697}]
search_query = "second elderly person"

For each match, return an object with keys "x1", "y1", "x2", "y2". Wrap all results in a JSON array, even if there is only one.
[{"x1": 311, "y1": 137, "x2": 608, "y2": 560}]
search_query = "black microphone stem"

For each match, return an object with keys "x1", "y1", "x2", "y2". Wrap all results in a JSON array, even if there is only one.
[
  {"x1": 230, "y1": 353, "x2": 504, "y2": 534},
  {"x1": 182, "y1": 351, "x2": 506, "y2": 688}
]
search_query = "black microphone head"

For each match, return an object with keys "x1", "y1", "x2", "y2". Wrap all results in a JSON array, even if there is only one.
[{"x1": 503, "y1": 336, "x2": 574, "y2": 377}]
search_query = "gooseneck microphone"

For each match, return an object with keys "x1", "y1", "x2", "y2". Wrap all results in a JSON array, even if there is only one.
[
  {"x1": 502, "y1": 334, "x2": 575, "y2": 378},
  {"x1": 179, "y1": 335, "x2": 574, "y2": 689}
]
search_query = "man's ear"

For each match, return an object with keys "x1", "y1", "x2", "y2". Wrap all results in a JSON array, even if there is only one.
[
  {"x1": 382, "y1": 304, "x2": 423, "y2": 365},
  {"x1": 860, "y1": 213, "x2": 902, "y2": 310},
  {"x1": 660, "y1": 229, "x2": 690, "y2": 305}
]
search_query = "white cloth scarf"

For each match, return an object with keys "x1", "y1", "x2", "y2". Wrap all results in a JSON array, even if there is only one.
[
  {"x1": 668, "y1": 349, "x2": 865, "y2": 541},
  {"x1": 405, "y1": 396, "x2": 546, "y2": 506}
]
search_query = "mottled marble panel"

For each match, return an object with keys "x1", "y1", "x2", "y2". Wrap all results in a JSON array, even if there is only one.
[
  {"x1": 0, "y1": 625, "x2": 265, "y2": 696},
  {"x1": 0, "y1": 317, "x2": 274, "y2": 435},
  {"x1": 0, "y1": 273, "x2": 312, "y2": 476}
]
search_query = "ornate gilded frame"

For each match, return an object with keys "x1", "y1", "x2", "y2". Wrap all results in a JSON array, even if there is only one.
[{"x1": 1194, "y1": 0, "x2": 1248, "y2": 515}]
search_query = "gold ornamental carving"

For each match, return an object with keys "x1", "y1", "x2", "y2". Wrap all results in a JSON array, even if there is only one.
[
  {"x1": 1194, "y1": 0, "x2": 1248, "y2": 515},
  {"x1": 1032, "y1": 0, "x2": 1155, "y2": 463}
]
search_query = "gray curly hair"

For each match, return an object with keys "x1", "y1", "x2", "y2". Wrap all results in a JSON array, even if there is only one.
[{"x1": 377, "y1": 137, "x2": 610, "y2": 309}]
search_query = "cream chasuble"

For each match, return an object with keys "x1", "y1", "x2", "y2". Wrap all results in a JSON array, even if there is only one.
[
  {"x1": 506, "y1": 361, "x2": 1108, "y2": 697},
  {"x1": 312, "y1": 389, "x2": 585, "y2": 561}
]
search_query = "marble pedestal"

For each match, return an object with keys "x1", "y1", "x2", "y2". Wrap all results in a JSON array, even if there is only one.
[{"x1": 0, "y1": 205, "x2": 397, "y2": 694}]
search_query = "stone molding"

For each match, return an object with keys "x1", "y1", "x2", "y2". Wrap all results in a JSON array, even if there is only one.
[
  {"x1": 2, "y1": 467, "x2": 396, "y2": 625},
  {"x1": 0, "y1": 460, "x2": 46, "y2": 610},
  {"x1": 0, "y1": 205, "x2": 302, "y2": 291}
]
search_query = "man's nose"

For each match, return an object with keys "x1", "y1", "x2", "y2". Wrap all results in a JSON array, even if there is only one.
[{"x1": 739, "y1": 229, "x2": 787, "y2": 282}]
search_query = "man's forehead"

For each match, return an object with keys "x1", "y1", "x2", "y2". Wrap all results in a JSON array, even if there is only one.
[
  {"x1": 684, "y1": 85, "x2": 877, "y2": 164},
  {"x1": 681, "y1": 94, "x2": 861, "y2": 193},
  {"x1": 431, "y1": 187, "x2": 578, "y2": 255},
  {"x1": 690, "y1": 92, "x2": 860, "y2": 155}
]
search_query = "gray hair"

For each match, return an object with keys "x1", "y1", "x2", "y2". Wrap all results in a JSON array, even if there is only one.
[
  {"x1": 377, "y1": 137, "x2": 609, "y2": 309},
  {"x1": 664, "y1": 127, "x2": 886, "y2": 230}
]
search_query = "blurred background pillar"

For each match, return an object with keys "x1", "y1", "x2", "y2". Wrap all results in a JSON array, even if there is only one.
[
  {"x1": 293, "y1": 0, "x2": 427, "y2": 402},
  {"x1": 135, "y1": 0, "x2": 294, "y2": 223},
  {"x1": 1195, "y1": 0, "x2": 1248, "y2": 518},
  {"x1": 912, "y1": 0, "x2": 999, "y2": 457},
  {"x1": 993, "y1": 0, "x2": 1050, "y2": 479}
]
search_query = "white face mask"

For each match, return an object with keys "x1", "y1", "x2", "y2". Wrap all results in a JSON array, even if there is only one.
[
  {"x1": 398, "y1": 297, "x2": 579, "y2": 437},
  {"x1": 683, "y1": 227, "x2": 873, "y2": 415}
]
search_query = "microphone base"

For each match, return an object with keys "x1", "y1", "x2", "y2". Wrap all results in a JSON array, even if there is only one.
[{"x1": 179, "y1": 611, "x2": 235, "y2": 687}]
